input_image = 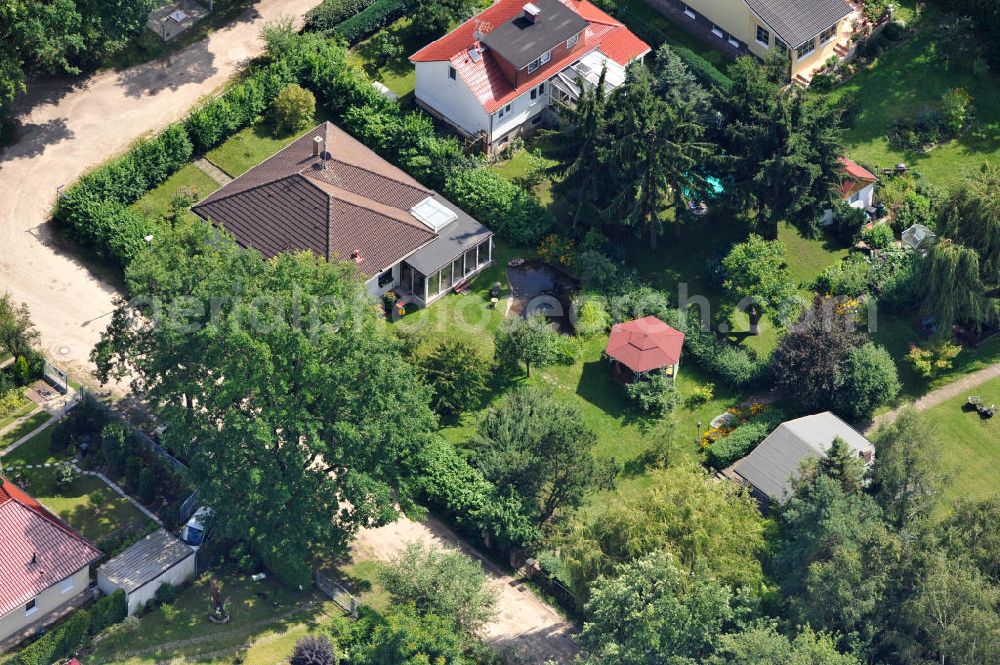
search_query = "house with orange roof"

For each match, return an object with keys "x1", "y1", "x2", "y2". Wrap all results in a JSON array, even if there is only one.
[
  {"x1": 410, "y1": 0, "x2": 650, "y2": 153},
  {"x1": 0, "y1": 477, "x2": 101, "y2": 646},
  {"x1": 821, "y1": 156, "x2": 877, "y2": 225}
]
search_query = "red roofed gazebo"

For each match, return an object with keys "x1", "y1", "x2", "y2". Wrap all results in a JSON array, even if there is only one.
[{"x1": 605, "y1": 316, "x2": 685, "y2": 383}]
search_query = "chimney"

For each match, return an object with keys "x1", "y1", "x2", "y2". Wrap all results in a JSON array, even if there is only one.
[
  {"x1": 523, "y1": 2, "x2": 540, "y2": 23},
  {"x1": 312, "y1": 135, "x2": 324, "y2": 158}
]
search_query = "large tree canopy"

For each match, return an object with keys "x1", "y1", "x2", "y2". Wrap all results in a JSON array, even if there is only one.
[
  {"x1": 722, "y1": 234, "x2": 797, "y2": 334},
  {"x1": 920, "y1": 164, "x2": 1000, "y2": 331},
  {"x1": 93, "y1": 220, "x2": 436, "y2": 584}
]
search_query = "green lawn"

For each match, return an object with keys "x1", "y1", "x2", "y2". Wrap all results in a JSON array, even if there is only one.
[
  {"x1": 922, "y1": 375, "x2": 1000, "y2": 509},
  {"x1": 602, "y1": 0, "x2": 730, "y2": 68},
  {"x1": 25, "y1": 470, "x2": 154, "y2": 545},
  {"x1": 0, "y1": 398, "x2": 36, "y2": 432},
  {"x1": 350, "y1": 16, "x2": 426, "y2": 100},
  {"x1": 0, "y1": 411, "x2": 52, "y2": 452},
  {"x1": 88, "y1": 574, "x2": 334, "y2": 665},
  {"x1": 131, "y1": 163, "x2": 220, "y2": 222},
  {"x1": 829, "y1": 7, "x2": 1000, "y2": 189},
  {"x1": 488, "y1": 134, "x2": 563, "y2": 209},
  {"x1": 205, "y1": 108, "x2": 333, "y2": 178}
]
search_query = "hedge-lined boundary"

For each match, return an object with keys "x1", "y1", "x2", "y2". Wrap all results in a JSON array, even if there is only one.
[
  {"x1": 9, "y1": 610, "x2": 90, "y2": 665},
  {"x1": 88, "y1": 589, "x2": 128, "y2": 635},
  {"x1": 52, "y1": 63, "x2": 296, "y2": 268},
  {"x1": 331, "y1": 0, "x2": 409, "y2": 44},
  {"x1": 304, "y1": 0, "x2": 380, "y2": 33}
]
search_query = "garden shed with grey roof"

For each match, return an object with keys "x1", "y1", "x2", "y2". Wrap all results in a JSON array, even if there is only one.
[{"x1": 97, "y1": 528, "x2": 196, "y2": 616}]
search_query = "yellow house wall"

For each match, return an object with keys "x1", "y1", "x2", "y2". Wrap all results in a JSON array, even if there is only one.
[
  {"x1": 0, "y1": 567, "x2": 90, "y2": 643},
  {"x1": 682, "y1": 0, "x2": 756, "y2": 43},
  {"x1": 789, "y1": 17, "x2": 853, "y2": 79}
]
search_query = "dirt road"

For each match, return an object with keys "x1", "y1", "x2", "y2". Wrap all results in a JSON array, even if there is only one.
[
  {"x1": 0, "y1": 0, "x2": 322, "y2": 385},
  {"x1": 353, "y1": 516, "x2": 580, "y2": 664}
]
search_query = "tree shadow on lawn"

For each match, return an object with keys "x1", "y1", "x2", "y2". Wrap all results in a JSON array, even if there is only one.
[{"x1": 574, "y1": 359, "x2": 645, "y2": 430}]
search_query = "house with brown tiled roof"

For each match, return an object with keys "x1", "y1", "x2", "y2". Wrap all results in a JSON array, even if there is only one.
[
  {"x1": 410, "y1": 0, "x2": 650, "y2": 152},
  {"x1": 0, "y1": 477, "x2": 101, "y2": 647},
  {"x1": 193, "y1": 122, "x2": 494, "y2": 306}
]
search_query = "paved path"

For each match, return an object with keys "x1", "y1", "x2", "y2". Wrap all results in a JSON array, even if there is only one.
[
  {"x1": 867, "y1": 362, "x2": 1000, "y2": 433},
  {"x1": 0, "y1": 0, "x2": 322, "y2": 388},
  {"x1": 353, "y1": 515, "x2": 580, "y2": 664},
  {"x1": 195, "y1": 156, "x2": 234, "y2": 184}
]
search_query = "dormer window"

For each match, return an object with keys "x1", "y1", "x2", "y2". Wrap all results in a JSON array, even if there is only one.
[
  {"x1": 526, "y1": 50, "x2": 551, "y2": 74},
  {"x1": 566, "y1": 33, "x2": 579, "y2": 48}
]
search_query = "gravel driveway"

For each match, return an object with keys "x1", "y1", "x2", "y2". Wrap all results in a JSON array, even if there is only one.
[{"x1": 0, "y1": 0, "x2": 322, "y2": 386}]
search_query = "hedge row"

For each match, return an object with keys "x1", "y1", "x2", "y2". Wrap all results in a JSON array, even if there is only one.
[
  {"x1": 411, "y1": 437, "x2": 540, "y2": 550},
  {"x1": 331, "y1": 0, "x2": 409, "y2": 45},
  {"x1": 10, "y1": 610, "x2": 90, "y2": 665},
  {"x1": 304, "y1": 0, "x2": 380, "y2": 33},
  {"x1": 706, "y1": 420, "x2": 768, "y2": 469},
  {"x1": 444, "y1": 168, "x2": 554, "y2": 246},
  {"x1": 672, "y1": 45, "x2": 733, "y2": 92}
]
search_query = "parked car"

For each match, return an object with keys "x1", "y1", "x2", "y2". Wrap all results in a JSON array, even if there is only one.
[{"x1": 181, "y1": 506, "x2": 213, "y2": 550}]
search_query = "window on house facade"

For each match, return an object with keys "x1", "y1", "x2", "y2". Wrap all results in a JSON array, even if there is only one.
[
  {"x1": 25, "y1": 599, "x2": 36, "y2": 615},
  {"x1": 711, "y1": 24, "x2": 724, "y2": 38},
  {"x1": 448, "y1": 66, "x2": 456, "y2": 80},
  {"x1": 819, "y1": 24, "x2": 837, "y2": 43},
  {"x1": 682, "y1": 4, "x2": 696, "y2": 19},
  {"x1": 498, "y1": 103, "x2": 511, "y2": 119},
  {"x1": 61, "y1": 577, "x2": 75, "y2": 594},
  {"x1": 775, "y1": 38, "x2": 788, "y2": 53},
  {"x1": 756, "y1": 25, "x2": 770, "y2": 46},
  {"x1": 567, "y1": 33, "x2": 579, "y2": 48},
  {"x1": 796, "y1": 38, "x2": 816, "y2": 59},
  {"x1": 530, "y1": 83, "x2": 545, "y2": 100},
  {"x1": 378, "y1": 268, "x2": 394, "y2": 288},
  {"x1": 526, "y1": 50, "x2": 551, "y2": 73},
  {"x1": 850, "y1": 191, "x2": 862, "y2": 203}
]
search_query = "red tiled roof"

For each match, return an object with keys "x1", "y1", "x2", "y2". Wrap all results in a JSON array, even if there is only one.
[
  {"x1": 194, "y1": 123, "x2": 437, "y2": 277},
  {"x1": 411, "y1": 0, "x2": 650, "y2": 113},
  {"x1": 840, "y1": 157, "x2": 876, "y2": 182},
  {"x1": 605, "y1": 316, "x2": 685, "y2": 373},
  {"x1": 0, "y1": 478, "x2": 101, "y2": 617}
]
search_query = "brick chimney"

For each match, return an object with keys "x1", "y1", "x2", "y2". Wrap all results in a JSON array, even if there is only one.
[{"x1": 312, "y1": 135, "x2": 324, "y2": 158}]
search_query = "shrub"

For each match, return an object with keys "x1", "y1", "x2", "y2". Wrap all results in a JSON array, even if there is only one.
[
  {"x1": 10, "y1": 609, "x2": 90, "y2": 665},
  {"x1": 834, "y1": 342, "x2": 901, "y2": 420},
  {"x1": 125, "y1": 455, "x2": 143, "y2": 487},
  {"x1": 410, "y1": 436, "x2": 540, "y2": 549},
  {"x1": 707, "y1": 420, "x2": 772, "y2": 469},
  {"x1": 101, "y1": 422, "x2": 127, "y2": 478},
  {"x1": 273, "y1": 84, "x2": 316, "y2": 136},
  {"x1": 574, "y1": 250, "x2": 622, "y2": 291},
  {"x1": 304, "y1": 0, "x2": 378, "y2": 32},
  {"x1": 89, "y1": 589, "x2": 127, "y2": 635},
  {"x1": 11, "y1": 355, "x2": 31, "y2": 386},
  {"x1": 290, "y1": 635, "x2": 337, "y2": 665},
  {"x1": 54, "y1": 464, "x2": 77, "y2": 491},
  {"x1": 940, "y1": 87, "x2": 973, "y2": 135},
  {"x1": 444, "y1": 168, "x2": 554, "y2": 246},
  {"x1": 861, "y1": 223, "x2": 895, "y2": 250},
  {"x1": 672, "y1": 45, "x2": 733, "y2": 91},
  {"x1": 686, "y1": 383, "x2": 714, "y2": 408},
  {"x1": 574, "y1": 297, "x2": 611, "y2": 338},
  {"x1": 153, "y1": 582, "x2": 179, "y2": 606},
  {"x1": 625, "y1": 373, "x2": 680, "y2": 419},
  {"x1": 906, "y1": 341, "x2": 962, "y2": 378},
  {"x1": 370, "y1": 31, "x2": 404, "y2": 64},
  {"x1": 814, "y1": 257, "x2": 869, "y2": 297},
  {"x1": 332, "y1": 0, "x2": 409, "y2": 45},
  {"x1": 137, "y1": 467, "x2": 156, "y2": 503}
]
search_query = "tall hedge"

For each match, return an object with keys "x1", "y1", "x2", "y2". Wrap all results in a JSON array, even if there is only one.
[
  {"x1": 411, "y1": 437, "x2": 540, "y2": 550},
  {"x1": 444, "y1": 169, "x2": 554, "y2": 246},
  {"x1": 330, "y1": 0, "x2": 409, "y2": 45},
  {"x1": 10, "y1": 610, "x2": 90, "y2": 665},
  {"x1": 304, "y1": 0, "x2": 379, "y2": 33}
]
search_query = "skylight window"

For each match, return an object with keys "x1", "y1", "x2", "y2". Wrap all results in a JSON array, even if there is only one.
[{"x1": 410, "y1": 196, "x2": 457, "y2": 232}]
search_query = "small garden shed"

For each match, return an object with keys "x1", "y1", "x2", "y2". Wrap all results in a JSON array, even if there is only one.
[
  {"x1": 97, "y1": 528, "x2": 195, "y2": 616},
  {"x1": 605, "y1": 316, "x2": 685, "y2": 383}
]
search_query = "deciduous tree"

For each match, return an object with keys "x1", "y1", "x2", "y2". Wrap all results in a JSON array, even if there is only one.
[
  {"x1": 416, "y1": 338, "x2": 489, "y2": 420},
  {"x1": 722, "y1": 234, "x2": 797, "y2": 334},
  {"x1": 869, "y1": 409, "x2": 941, "y2": 529},
  {"x1": 493, "y1": 313, "x2": 558, "y2": 377}
]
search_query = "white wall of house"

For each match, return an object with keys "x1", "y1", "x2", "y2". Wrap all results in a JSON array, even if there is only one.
[
  {"x1": 490, "y1": 82, "x2": 550, "y2": 144},
  {"x1": 365, "y1": 263, "x2": 401, "y2": 300},
  {"x1": 0, "y1": 567, "x2": 90, "y2": 643},
  {"x1": 414, "y1": 61, "x2": 491, "y2": 137},
  {"x1": 98, "y1": 553, "x2": 196, "y2": 616},
  {"x1": 849, "y1": 182, "x2": 875, "y2": 210}
]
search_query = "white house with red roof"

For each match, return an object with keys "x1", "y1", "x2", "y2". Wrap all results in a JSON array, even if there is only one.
[
  {"x1": 0, "y1": 478, "x2": 101, "y2": 646},
  {"x1": 822, "y1": 156, "x2": 877, "y2": 225},
  {"x1": 410, "y1": 0, "x2": 650, "y2": 152}
]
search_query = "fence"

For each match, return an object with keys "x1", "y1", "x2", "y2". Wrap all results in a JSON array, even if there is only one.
[{"x1": 314, "y1": 570, "x2": 359, "y2": 618}]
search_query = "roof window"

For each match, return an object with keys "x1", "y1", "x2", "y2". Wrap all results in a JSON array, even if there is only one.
[{"x1": 411, "y1": 196, "x2": 457, "y2": 231}]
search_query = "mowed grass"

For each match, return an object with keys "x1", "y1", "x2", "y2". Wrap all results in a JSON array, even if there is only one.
[
  {"x1": 829, "y1": 8, "x2": 1000, "y2": 189},
  {"x1": 0, "y1": 411, "x2": 52, "y2": 452},
  {"x1": 88, "y1": 574, "x2": 335, "y2": 665},
  {"x1": 922, "y1": 375, "x2": 1000, "y2": 509},
  {"x1": 26, "y1": 470, "x2": 154, "y2": 544},
  {"x1": 205, "y1": 108, "x2": 334, "y2": 178},
  {"x1": 130, "y1": 162, "x2": 220, "y2": 221},
  {"x1": 350, "y1": 16, "x2": 425, "y2": 100},
  {"x1": 0, "y1": 398, "x2": 37, "y2": 432}
]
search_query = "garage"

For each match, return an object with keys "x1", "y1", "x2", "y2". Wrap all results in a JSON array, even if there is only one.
[{"x1": 97, "y1": 528, "x2": 196, "y2": 616}]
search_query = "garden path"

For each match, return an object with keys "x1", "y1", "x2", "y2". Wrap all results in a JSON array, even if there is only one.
[
  {"x1": 0, "y1": 0, "x2": 322, "y2": 390},
  {"x1": 867, "y1": 361, "x2": 1000, "y2": 433},
  {"x1": 353, "y1": 515, "x2": 580, "y2": 664}
]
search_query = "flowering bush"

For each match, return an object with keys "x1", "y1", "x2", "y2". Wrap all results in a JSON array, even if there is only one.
[{"x1": 537, "y1": 234, "x2": 574, "y2": 267}]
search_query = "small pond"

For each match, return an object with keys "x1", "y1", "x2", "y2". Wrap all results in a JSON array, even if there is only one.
[{"x1": 506, "y1": 258, "x2": 581, "y2": 333}]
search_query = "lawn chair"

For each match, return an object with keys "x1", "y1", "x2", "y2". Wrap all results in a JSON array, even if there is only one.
[{"x1": 978, "y1": 403, "x2": 996, "y2": 419}]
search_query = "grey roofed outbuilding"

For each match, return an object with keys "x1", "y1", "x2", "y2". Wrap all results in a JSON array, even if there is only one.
[
  {"x1": 481, "y1": 0, "x2": 589, "y2": 70},
  {"x1": 732, "y1": 412, "x2": 875, "y2": 503},
  {"x1": 744, "y1": 0, "x2": 854, "y2": 48},
  {"x1": 404, "y1": 195, "x2": 492, "y2": 276},
  {"x1": 97, "y1": 528, "x2": 194, "y2": 594}
]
